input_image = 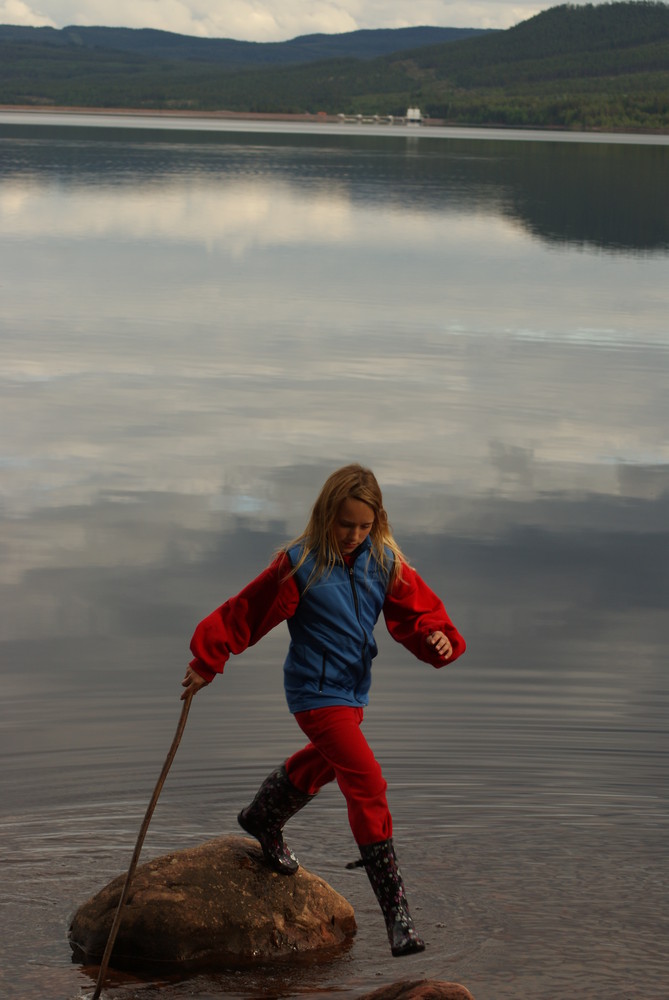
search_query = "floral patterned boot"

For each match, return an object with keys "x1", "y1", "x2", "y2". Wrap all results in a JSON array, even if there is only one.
[
  {"x1": 359, "y1": 838, "x2": 426, "y2": 957},
  {"x1": 238, "y1": 763, "x2": 316, "y2": 874}
]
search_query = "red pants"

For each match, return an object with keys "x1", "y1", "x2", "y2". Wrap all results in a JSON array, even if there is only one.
[{"x1": 284, "y1": 705, "x2": 392, "y2": 846}]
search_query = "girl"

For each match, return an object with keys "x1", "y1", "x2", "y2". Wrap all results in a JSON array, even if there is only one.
[{"x1": 181, "y1": 464, "x2": 466, "y2": 957}]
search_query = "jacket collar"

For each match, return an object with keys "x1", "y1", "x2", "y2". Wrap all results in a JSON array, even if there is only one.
[{"x1": 344, "y1": 534, "x2": 372, "y2": 565}]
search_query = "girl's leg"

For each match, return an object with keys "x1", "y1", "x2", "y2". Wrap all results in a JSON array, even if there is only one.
[
  {"x1": 293, "y1": 706, "x2": 423, "y2": 958},
  {"x1": 237, "y1": 708, "x2": 362, "y2": 876},
  {"x1": 284, "y1": 741, "x2": 336, "y2": 794},
  {"x1": 292, "y1": 706, "x2": 391, "y2": 845}
]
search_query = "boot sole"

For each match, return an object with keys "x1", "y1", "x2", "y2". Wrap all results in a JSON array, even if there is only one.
[{"x1": 392, "y1": 940, "x2": 426, "y2": 957}]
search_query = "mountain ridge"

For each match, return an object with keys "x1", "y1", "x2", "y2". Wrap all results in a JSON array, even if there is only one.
[{"x1": 0, "y1": 23, "x2": 490, "y2": 68}]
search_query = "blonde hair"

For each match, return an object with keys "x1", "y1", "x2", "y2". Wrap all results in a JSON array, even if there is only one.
[{"x1": 284, "y1": 464, "x2": 406, "y2": 589}]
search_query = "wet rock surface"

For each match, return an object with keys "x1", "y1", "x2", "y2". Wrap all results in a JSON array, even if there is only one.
[
  {"x1": 359, "y1": 981, "x2": 475, "y2": 1000},
  {"x1": 69, "y1": 835, "x2": 356, "y2": 971}
]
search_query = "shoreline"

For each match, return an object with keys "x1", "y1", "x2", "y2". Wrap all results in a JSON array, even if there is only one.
[
  {"x1": 1, "y1": 105, "x2": 667, "y2": 137},
  {"x1": 0, "y1": 104, "x2": 438, "y2": 125}
]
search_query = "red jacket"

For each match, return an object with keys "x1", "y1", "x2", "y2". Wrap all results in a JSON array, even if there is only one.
[{"x1": 190, "y1": 552, "x2": 466, "y2": 689}]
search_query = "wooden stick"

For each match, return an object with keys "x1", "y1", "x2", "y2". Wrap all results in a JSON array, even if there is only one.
[{"x1": 91, "y1": 690, "x2": 194, "y2": 1000}]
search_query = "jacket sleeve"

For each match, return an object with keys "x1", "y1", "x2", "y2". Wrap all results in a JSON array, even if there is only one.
[
  {"x1": 383, "y1": 563, "x2": 466, "y2": 668},
  {"x1": 189, "y1": 552, "x2": 300, "y2": 682}
]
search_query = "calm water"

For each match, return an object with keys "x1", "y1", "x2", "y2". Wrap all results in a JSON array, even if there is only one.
[{"x1": 1, "y1": 114, "x2": 668, "y2": 1000}]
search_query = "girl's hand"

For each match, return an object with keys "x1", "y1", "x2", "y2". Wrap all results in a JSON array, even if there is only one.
[
  {"x1": 426, "y1": 631, "x2": 453, "y2": 660},
  {"x1": 181, "y1": 666, "x2": 209, "y2": 700}
]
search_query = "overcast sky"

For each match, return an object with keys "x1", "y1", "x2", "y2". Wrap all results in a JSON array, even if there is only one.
[{"x1": 1, "y1": 0, "x2": 622, "y2": 40}]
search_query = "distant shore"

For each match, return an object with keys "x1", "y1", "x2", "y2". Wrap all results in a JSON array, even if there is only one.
[
  {"x1": 0, "y1": 104, "x2": 448, "y2": 126},
  {"x1": 2, "y1": 105, "x2": 667, "y2": 137}
]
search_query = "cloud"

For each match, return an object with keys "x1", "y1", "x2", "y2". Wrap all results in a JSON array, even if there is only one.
[
  {"x1": 0, "y1": 0, "x2": 610, "y2": 40},
  {"x1": 0, "y1": 0, "x2": 56, "y2": 26}
]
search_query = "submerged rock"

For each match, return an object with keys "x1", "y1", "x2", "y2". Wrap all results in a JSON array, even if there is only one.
[
  {"x1": 69, "y1": 835, "x2": 356, "y2": 971},
  {"x1": 359, "y1": 982, "x2": 475, "y2": 1000}
]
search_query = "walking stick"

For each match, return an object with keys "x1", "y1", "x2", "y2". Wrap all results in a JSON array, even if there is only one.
[{"x1": 91, "y1": 689, "x2": 194, "y2": 1000}]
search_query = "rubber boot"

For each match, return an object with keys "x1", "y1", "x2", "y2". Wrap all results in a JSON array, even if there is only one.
[
  {"x1": 238, "y1": 763, "x2": 315, "y2": 875},
  {"x1": 360, "y1": 838, "x2": 426, "y2": 957}
]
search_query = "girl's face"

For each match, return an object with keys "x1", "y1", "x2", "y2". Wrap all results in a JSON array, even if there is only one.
[{"x1": 333, "y1": 497, "x2": 375, "y2": 555}]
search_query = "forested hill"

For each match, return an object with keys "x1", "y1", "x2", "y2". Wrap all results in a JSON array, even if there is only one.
[
  {"x1": 1, "y1": 2, "x2": 668, "y2": 132},
  {"x1": 403, "y1": 0, "x2": 669, "y2": 81},
  {"x1": 0, "y1": 24, "x2": 489, "y2": 68}
]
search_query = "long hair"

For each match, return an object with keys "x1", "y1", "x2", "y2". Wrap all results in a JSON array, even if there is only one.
[{"x1": 284, "y1": 464, "x2": 407, "y2": 589}]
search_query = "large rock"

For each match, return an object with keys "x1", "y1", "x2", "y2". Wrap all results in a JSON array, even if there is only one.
[
  {"x1": 359, "y1": 982, "x2": 475, "y2": 1000},
  {"x1": 69, "y1": 835, "x2": 356, "y2": 971}
]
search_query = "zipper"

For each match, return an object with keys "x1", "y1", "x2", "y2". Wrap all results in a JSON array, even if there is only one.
[
  {"x1": 319, "y1": 650, "x2": 327, "y2": 691},
  {"x1": 348, "y1": 566, "x2": 368, "y2": 657}
]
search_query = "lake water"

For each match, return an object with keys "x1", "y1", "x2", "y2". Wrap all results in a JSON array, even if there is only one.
[{"x1": 1, "y1": 113, "x2": 668, "y2": 1000}]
